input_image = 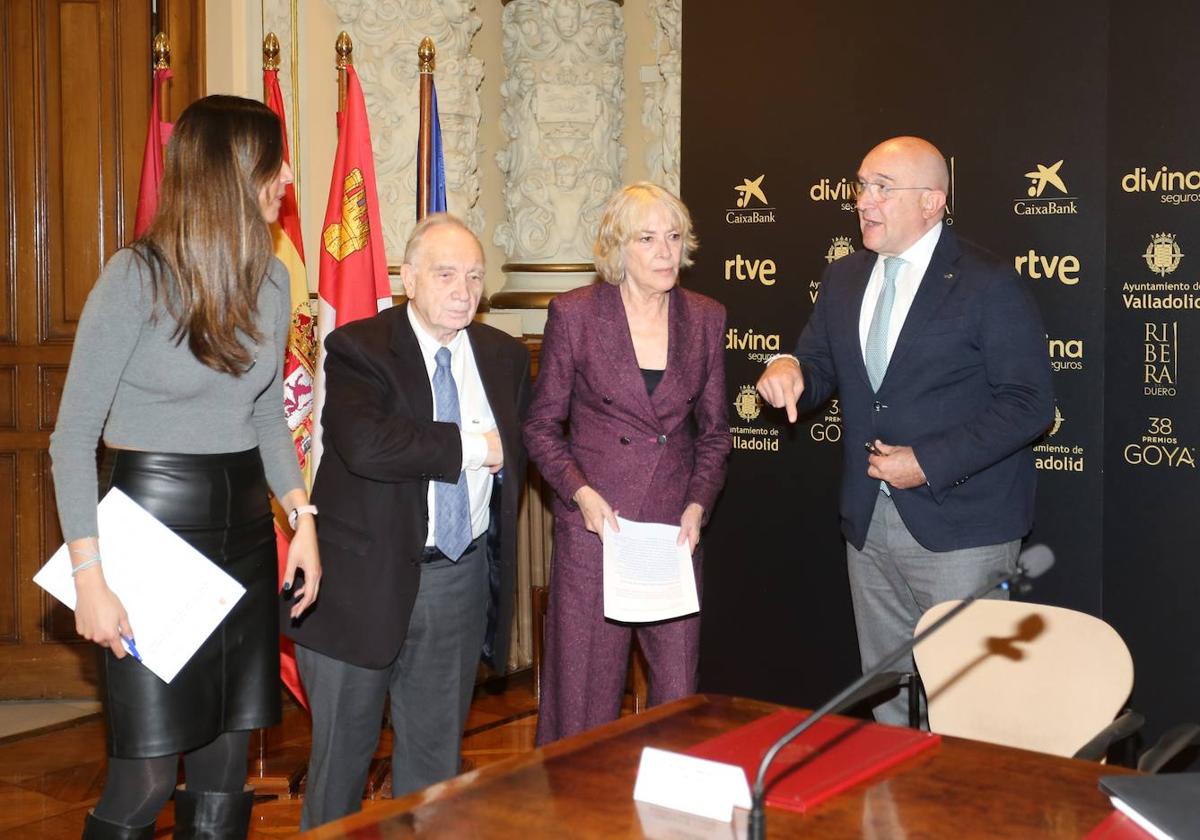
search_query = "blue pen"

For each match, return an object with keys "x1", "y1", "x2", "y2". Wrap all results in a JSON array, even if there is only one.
[{"x1": 121, "y1": 635, "x2": 142, "y2": 662}]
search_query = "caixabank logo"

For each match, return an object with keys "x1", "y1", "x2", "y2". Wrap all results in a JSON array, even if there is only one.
[
  {"x1": 1122, "y1": 233, "x2": 1200, "y2": 311},
  {"x1": 1121, "y1": 165, "x2": 1200, "y2": 206},
  {"x1": 1013, "y1": 159, "x2": 1078, "y2": 216},
  {"x1": 1123, "y1": 416, "x2": 1195, "y2": 469},
  {"x1": 726, "y1": 175, "x2": 776, "y2": 224},
  {"x1": 1033, "y1": 406, "x2": 1085, "y2": 473}
]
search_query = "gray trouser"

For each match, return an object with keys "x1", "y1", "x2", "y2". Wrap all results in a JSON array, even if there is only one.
[
  {"x1": 846, "y1": 492, "x2": 1019, "y2": 726},
  {"x1": 296, "y1": 539, "x2": 489, "y2": 831}
]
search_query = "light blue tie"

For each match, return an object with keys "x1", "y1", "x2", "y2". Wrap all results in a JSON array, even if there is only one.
[
  {"x1": 865, "y1": 257, "x2": 905, "y2": 392},
  {"x1": 433, "y1": 347, "x2": 471, "y2": 561}
]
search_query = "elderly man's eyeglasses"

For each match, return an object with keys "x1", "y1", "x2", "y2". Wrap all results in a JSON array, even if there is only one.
[{"x1": 853, "y1": 181, "x2": 932, "y2": 201}]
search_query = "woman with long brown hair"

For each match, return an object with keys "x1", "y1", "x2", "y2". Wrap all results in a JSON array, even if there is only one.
[{"x1": 49, "y1": 95, "x2": 321, "y2": 839}]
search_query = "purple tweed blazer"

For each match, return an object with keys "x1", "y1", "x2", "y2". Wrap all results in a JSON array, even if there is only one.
[{"x1": 524, "y1": 282, "x2": 731, "y2": 530}]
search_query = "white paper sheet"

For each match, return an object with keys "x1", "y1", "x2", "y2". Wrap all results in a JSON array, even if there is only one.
[
  {"x1": 602, "y1": 516, "x2": 700, "y2": 623},
  {"x1": 34, "y1": 488, "x2": 246, "y2": 684}
]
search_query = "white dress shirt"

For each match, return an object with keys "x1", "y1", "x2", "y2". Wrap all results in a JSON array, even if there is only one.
[
  {"x1": 857, "y1": 222, "x2": 943, "y2": 364},
  {"x1": 407, "y1": 305, "x2": 496, "y2": 544}
]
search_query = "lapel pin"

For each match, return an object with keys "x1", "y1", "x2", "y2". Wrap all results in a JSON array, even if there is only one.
[{"x1": 944, "y1": 272, "x2": 954, "y2": 280}]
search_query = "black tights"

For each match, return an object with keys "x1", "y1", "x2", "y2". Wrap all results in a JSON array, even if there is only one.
[{"x1": 92, "y1": 730, "x2": 250, "y2": 827}]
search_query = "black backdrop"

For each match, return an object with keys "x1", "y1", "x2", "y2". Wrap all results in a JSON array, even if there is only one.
[{"x1": 681, "y1": 0, "x2": 1198, "y2": 750}]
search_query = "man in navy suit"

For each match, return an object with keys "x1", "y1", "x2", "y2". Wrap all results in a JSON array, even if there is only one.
[{"x1": 757, "y1": 136, "x2": 1054, "y2": 725}]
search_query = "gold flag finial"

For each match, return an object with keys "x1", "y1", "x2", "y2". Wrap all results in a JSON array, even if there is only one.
[
  {"x1": 335, "y1": 31, "x2": 353, "y2": 69},
  {"x1": 263, "y1": 32, "x2": 281, "y2": 70},
  {"x1": 152, "y1": 32, "x2": 171, "y2": 70},
  {"x1": 418, "y1": 37, "x2": 436, "y2": 74}
]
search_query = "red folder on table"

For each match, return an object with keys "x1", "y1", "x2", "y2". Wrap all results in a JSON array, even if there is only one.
[
  {"x1": 686, "y1": 711, "x2": 940, "y2": 814},
  {"x1": 1084, "y1": 812, "x2": 1156, "y2": 839}
]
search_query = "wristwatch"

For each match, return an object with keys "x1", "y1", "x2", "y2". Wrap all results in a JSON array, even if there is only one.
[{"x1": 288, "y1": 504, "x2": 318, "y2": 529}]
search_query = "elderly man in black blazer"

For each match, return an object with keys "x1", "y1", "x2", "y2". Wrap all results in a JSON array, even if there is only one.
[
  {"x1": 287, "y1": 214, "x2": 529, "y2": 829},
  {"x1": 757, "y1": 136, "x2": 1054, "y2": 726}
]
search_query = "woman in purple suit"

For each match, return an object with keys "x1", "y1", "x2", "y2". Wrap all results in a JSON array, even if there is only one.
[{"x1": 525, "y1": 182, "x2": 731, "y2": 744}]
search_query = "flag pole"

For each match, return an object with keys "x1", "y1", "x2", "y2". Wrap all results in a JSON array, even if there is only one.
[
  {"x1": 248, "y1": 29, "x2": 312, "y2": 797},
  {"x1": 132, "y1": 33, "x2": 172, "y2": 238},
  {"x1": 336, "y1": 31, "x2": 353, "y2": 112},
  {"x1": 417, "y1": 38, "x2": 436, "y2": 221}
]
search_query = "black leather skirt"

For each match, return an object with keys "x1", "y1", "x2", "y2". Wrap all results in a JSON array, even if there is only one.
[{"x1": 99, "y1": 448, "x2": 281, "y2": 758}]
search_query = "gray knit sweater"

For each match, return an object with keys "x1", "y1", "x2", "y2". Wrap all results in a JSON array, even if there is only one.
[{"x1": 49, "y1": 248, "x2": 304, "y2": 541}]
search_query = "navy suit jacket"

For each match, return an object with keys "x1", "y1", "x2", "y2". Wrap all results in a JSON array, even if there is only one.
[{"x1": 794, "y1": 225, "x2": 1054, "y2": 552}]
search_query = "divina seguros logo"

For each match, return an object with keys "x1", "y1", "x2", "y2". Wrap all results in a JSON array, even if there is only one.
[
  {"x1": 1013, "y1": 159, "x2": 1078, "y2": 216},
  {"x1": 1122, "y1": 166, "x2": 1200, "y2": 205},
  {"x1": 726, "y1": 327, "x2": 781, "y2": 364},
  {"x1": 726, "y1": 175, "x2": 776, "y2": 224},
  {"x1": 808, "y1": 156, "x2": 957, "y2": 224}
]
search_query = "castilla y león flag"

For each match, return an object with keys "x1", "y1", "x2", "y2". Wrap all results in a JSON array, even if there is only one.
[
  {"x1": 133, "y1": 67, "x2": 173, "y2": 237},
  {"x1": 311, "y1": 65, "x2": 392, "y2": 470},
  {"x1": 264, "y1": 67, "x2": 312, "y2": 710}
]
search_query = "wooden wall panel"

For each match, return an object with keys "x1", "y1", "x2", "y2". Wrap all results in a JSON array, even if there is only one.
[
  {"x1": 0, "y1": 365, "x2": 15, "y2": 430},
  {"x1": 43, "y1": 1, "x2": 113, "y2": 342},
  {"x1": 37, "y1": 364, "x2": 67, "y2": 431},
  {"x1": 0, "y1": 452, "x2": 17, "y2": 643},
  {"x1": 39, "y1": 452, "x2": 77, "y2": 643},
  {"x1": 0, "y1": 0, "x2": 206, "y2": 698},
  {"x1": 0, "y1": 15, "x2": 13, "y2": 348}
]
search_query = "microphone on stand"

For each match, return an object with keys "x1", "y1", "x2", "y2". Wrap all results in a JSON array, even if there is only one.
[{"x1": 747, "y1": 544, "x2": 1055, "y2": 840}]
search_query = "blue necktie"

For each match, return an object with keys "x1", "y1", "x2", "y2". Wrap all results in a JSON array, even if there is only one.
[
  {"x1": 865, "y1": 257, "x2": 905, "y2": 392},
  {"x1": 433, "y1": 347, "x2": 471, "y2": 561}
]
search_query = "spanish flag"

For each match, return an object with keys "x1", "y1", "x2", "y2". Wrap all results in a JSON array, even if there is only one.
[
  {"x1": 265, "y1": 66, "x2": 311, "y2": 710},
  {"x1": 311, "y1": 65, "x2": 392, "y2": 469},
  {"x1": 132, "y1": 67, "x2": 173, "y2": 237}
]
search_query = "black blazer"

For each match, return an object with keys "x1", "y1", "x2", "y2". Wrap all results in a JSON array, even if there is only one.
[
  {"x1": 794, "y1": 226, "x2": 1055, "y2": 552},
  {"x1": 286, "y1": 304, "x2": 530, "y2": 670}
]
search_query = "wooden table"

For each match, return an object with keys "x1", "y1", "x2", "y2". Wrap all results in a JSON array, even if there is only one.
[{"x1": 300, "y1": 694, "x2": 1131, "y2": 838}]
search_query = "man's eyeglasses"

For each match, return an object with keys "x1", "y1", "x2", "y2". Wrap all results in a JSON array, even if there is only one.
[{"x1": 853, "y1": 181, "x2": 933, "y2": 201}]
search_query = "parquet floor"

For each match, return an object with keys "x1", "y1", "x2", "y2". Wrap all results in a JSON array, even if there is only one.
[{"x1": 0, "y1": 671, "x2": 542, "y2": 838}]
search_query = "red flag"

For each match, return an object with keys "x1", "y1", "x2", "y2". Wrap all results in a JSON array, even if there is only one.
[
  {"x1": 133, "y1": 67, "x2": 174, "y2": 237},
  {"x1": 311, "y1": 65, "x2": 392, "y2": 469},
  {"x1": 265, "y1": 67, "x2": 312, "y2": 711}
]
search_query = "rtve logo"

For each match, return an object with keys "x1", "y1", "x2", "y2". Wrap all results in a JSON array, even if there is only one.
[
  {"x1": 1014, "y1": 250, "x2": 1080, "y2": 285},
  {"x1": 724, "y1": 254, "x2": 777, "y2": 286}
]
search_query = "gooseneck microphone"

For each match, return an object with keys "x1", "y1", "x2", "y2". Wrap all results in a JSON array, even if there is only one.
[{"x1": 747, "y1": 544, "x2": 1055, "y2": 840}]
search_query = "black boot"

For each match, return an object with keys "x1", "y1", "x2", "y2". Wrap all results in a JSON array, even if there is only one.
[
  {"x1": 81, "y1": 811, "x2": 156, "y2": 839},
  {"x1": 172, "y1": 786, "x2": 255, "y2": 840}
]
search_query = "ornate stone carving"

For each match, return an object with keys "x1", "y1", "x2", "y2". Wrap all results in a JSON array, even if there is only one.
[
  {"x1": 265, "y1": 0, "x2": 300, "y2": 153},
  {"x1": 327, "y1": 0, "x2": 484, "y2": 262},
  {"x1": 641, "y1": 0, "x2": 681, "y2": 193},
  {"x1": 494, "y1": 0, "x2": 626, "y2": 268}
]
